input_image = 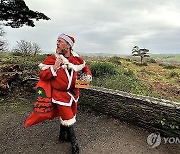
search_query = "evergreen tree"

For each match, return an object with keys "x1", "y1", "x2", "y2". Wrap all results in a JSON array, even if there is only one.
[
  {"x1": 132, "y1": 46, "x2": 150, "y2": 64},
  {"x1": 0, "y1": 0, "x2": 50, "y2": 28}
]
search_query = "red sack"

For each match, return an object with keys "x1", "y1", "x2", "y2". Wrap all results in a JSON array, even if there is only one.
[{"x1": 24, "y1": 80, "x2": 59, "y2": 127}]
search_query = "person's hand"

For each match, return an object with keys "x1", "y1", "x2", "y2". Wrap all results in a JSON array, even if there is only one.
[{"x1": 53, "y1": 58, "x2": 63, "y2": 71}]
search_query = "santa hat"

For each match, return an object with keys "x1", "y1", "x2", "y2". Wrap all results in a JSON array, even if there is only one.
[{"x1": 58, "y1": 33, "x2": 75, "y2": 47}]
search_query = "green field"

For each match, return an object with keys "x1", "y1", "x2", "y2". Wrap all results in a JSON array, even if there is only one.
[{"x1": 0, "y1": 52, "x2": 180, "y2": 102}]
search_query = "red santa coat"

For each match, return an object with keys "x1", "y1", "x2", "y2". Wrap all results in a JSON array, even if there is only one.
[{"x1": 39, "y1": 53, "x2": 92, "y2": 107}]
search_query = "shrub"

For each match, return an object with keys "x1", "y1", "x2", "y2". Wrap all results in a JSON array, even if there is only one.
[
  {"x1": 140, "y1": 69, "x2": 155, "y2": 75},
  {"x1": 142, "y1": 62, "x2": 148, "y2": 66},
  {"x1": 124, "y1": 69, "x2": 134, "y2": 77},
  {"x1": 169, "y1": 71, "x2": 179, "y2": 78},
  {"x1": 12, "y1": 51, "x2": 24, "y2": 56},
  {"x1": 159, "y1": 63, "x2": 177, "y2": 69},
  {"x1": 1, "y1": 57, "x2": 18, "y2": 64},
  {"x1": 92, "y1": 72, "x2": 151, "y2": 95},
  {"x1": 148, "y1": 58, "x2": 156, "y2": 63},
  {"x1": 33, "y1": 54, "x2": 48, "y2": 62},
  {"x1": 133, "y1": 61, "x2": 148, "y2": 66},
  {"x1": 89, "y1": 61, "x2": 119, "y2": 78},
  {"x1": 108, "y1": 56, "x2": 122, "y2": 65},
  {"x1": 125, "y1": 58, "x2": 131, "y2": 62}
]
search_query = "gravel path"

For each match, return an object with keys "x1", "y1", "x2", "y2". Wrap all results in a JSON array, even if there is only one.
[{"x1": 0, "y1": 109, "x2": 180, "y2": 154}]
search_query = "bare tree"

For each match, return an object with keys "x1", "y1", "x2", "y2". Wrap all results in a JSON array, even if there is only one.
[
  {"x1": 0, "y1": 24, "x2": 8, "y2": 52},
  {"x1": 13, "y1": 40, "x2": 32, "y2": 56},
  {"x1": 13, "y1": 40, "x2": 41, "y2": 56},
  {"x1": 32, "y1": 42, "x2": 41, "y2": 56}
]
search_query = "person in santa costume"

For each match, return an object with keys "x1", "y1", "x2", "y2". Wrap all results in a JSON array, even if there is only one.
[{"x1": 38, "y1": 33, "x2": 92, "y2": 154}]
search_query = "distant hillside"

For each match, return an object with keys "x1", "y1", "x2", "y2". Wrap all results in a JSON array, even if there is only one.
[
  {"x1": 150, "y1": 54, "x2": 180, "y2": 64},
  {"x1": 79, "y1": 52, "x2": 180, "y2": 64},
  {"x1": 78, "y1": 52, "x2": 121, "y2": 57}
]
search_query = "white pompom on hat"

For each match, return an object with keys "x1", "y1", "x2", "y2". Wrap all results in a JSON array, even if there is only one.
[{"x1": 58, "y1": 33, "x2": 75, "y2": 47}]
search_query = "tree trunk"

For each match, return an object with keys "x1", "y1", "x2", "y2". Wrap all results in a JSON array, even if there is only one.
[{"x1": 140, "y1": 56, "x2": 143, "y2": 64}]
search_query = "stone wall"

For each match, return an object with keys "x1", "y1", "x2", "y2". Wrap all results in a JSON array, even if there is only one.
[{"x1": 79, "y1": 86, "x2": 180, "y2": 137}]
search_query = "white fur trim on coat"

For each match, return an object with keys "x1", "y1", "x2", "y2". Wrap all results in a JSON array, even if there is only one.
[
  {"x1": 38, "y1": 63, "x2": 53, "y2": 70},
  {"x1": 39, "y1": 53, "x2": 85, "y2": 72},
  {"x1": 60, "y1": 116, "x2": 76, "y2": 126},
  {"x1": 55, "y1": 53, "x2": 85, "y2": 72},
  {"x1": 50, "y1": 66, "x2": 57, "y2": 76},
  {"x1": 52, "y1": 98, "x2": 73, "y2": 107}
]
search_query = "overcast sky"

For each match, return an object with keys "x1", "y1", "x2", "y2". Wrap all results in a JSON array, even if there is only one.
[{"x1": 3, "y1": 0, "x2": 180, "y2": 55}]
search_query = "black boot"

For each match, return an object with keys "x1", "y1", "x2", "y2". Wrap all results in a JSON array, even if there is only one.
[
  {"x1": 59, "y1": 125, "x2": 70, "y2": 142},
  {"x1": 66, "y1": 125, "x2": 79, "y2": 154}
]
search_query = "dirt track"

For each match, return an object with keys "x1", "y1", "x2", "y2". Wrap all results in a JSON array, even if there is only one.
[{"x1": 0, "y1": 107, "x2": 180, "y2": 154}]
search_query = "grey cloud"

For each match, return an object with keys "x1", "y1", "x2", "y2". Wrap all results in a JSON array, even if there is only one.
[
  {"x1": 138, "y1": 29, "x2": 180, "y2": 53},
  {"x1": 4, "y1": 0, "x2": 180, "y2": 54}
]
